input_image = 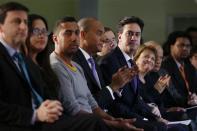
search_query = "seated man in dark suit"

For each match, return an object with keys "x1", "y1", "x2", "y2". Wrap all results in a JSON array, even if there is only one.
[
  {"x1": 0, "y1": 2, "x2": 118, "y2": 131},
  {"x1": 162, "y1": 31, "x2": 197, "y2": 107},
  {"x1": 162, "y1": 31, "x2": 197, "y2": 126}
]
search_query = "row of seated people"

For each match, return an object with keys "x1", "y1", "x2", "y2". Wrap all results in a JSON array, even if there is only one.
[{"x1": 1, "y1": 1, "x2": 197, "y2": 131}]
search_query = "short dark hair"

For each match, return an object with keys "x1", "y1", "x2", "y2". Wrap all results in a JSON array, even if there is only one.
[
  {"x1": 53, "y1": 16, "x2": 77, "y2": 34},
  {"x1": 163, "y1": 31, "x2": 192, "y2": 57},
  {"x1": 104, "y1": 27, "x2": 112, "y2": 32},
  {"x1": 117, "y1": 16, "x2": 144, "y2": 33},
  {"x1": 0, "y1": 2, "x2": 29, "y2": 24},
  {"x1": 186, "y1": 26, "x2": 197, "y2": 34}
]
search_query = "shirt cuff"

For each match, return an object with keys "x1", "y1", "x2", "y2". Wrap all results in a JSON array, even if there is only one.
[
  {"x1": 31, "y1": 110, "x2": 37, "y2": 125},
  {"x1": 106, "y1": 86, "x2": 115, "y2": 100}
]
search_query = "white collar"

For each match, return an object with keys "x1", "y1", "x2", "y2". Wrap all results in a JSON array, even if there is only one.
[{"x1": 79, "y1": 47, "x2": 92, "y2": 60}]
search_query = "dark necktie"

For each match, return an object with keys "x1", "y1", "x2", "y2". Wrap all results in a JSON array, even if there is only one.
[
  {"x1": 13, "y1": 52, "x2": 43, "y2": 107},
  {"x1": 88, "y1": 57, "x2": 101, "y2": 89},
  {"x1": 128, "y1": 59, "x2": 138, "y2": 93}
]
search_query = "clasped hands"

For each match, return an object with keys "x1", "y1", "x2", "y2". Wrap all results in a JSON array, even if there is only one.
[{"x1": 36, "y1": 100, "x2": 63, "y2": 123}]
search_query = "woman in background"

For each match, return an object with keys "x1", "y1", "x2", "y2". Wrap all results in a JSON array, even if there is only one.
[{"x1": 26, "y1": 14, "x2": 59, "y2": 98}]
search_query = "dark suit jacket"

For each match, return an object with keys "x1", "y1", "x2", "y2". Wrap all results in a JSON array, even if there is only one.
[
  {"x1": 98, "y1": 47, "x2": 157, "y2": 120},
  {"x1": 161, "y1": 55, "x2": 197, "y2": 107},
  {"x1": 0, "y1": 43, "x2": 48, "y2": 131},
  {"x1": 72, "y1": 50, "x2": 106, "y2": 95},
  {"x1": 72, "y1": 49, "x2": 114, "y2": 111},
  {"x1": 146, "y1": 70, "x2": 185, "y2": 108}
]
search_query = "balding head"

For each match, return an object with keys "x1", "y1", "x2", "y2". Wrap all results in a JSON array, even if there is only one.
[
  {"x1": 78, "y1": 17, "x2": 98, "y2": 32},
  {"x1": 77, "y1": 17, "x2": 104, "y2": 55}
]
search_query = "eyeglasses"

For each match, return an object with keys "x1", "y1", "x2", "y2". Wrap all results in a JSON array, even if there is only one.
[
  {"x1": 32, "y1": 28, "x2": 49, "y2": 36},
  {"x1": 101, "y1": 39, "x2": 112, "y2": 44}
]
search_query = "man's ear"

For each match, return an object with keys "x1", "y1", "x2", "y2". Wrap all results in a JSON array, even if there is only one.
[
  {"x1": 52, "y1": 34, "x2": 57, "y2": 44},
  {"x1": 80, "y1": 30, "x2": 86, "y2": 39},
  {"x1": 118, "y1": 32, "x2": 122, "y2": 42},
  {"x1": 0, "y1": 23, "x2": 3, "y2": 33}
]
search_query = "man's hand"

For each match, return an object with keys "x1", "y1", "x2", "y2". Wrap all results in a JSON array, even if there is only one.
[
  {"x1": 104, "y1": 118, "x2": 144, "y2": 131},
  {"x1": 148, "y1": 103, "x2": 161, "y2": 118},
  {"x1": 36, "y1": 100, "x2": 63, "y2": 123},
  {"x1": 110, "y1": 66, "x2": 138, "y2": 92},
  {"x1": 156, "y1": 117, "x2": 169, "y2": 125},
  {"x1": 188, "y1": 93, "x2": 197, "y2": 106}
]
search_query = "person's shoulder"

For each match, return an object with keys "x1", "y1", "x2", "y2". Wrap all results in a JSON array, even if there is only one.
[
  {"x1": 162, "y1": 55, "x2": 174, "y2": 66},
  {"x1": 101, "y1": 48, "x2": 118, "y2": 61},
  {"x1": 50, "y1": 52, "x2": 61, "y2": 66}
]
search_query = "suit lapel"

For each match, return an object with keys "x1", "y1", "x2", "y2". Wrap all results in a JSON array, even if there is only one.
[
  {"x1": 95, "y1": 62, "x2": 105, "y2": 88},
  {"x1": 114, "y1": 47, "x2": 128, "y2": 67},
  {"x1": 0, "y1": 43, "x2": 27, "y2": 81},
  {"x1": 114, "y1": 47, "x2": 137, "y2": 93},
  {"x1": 169, "y1": 57, "x2": 188, "y2": 91},
  {"x1": 75, "y1": 50, "x2": 101, "y2": 88}
]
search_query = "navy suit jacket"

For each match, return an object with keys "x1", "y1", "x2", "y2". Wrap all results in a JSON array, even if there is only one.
[
  {"x1": 98, "y1": 47, "x2": 157, "y2": 120},
  {"x1": 0, "y1": 43, "x2": 49, "y2": 131},
  {"x1": 161, "y1": 55, "x2": 197, "y2": 107}
]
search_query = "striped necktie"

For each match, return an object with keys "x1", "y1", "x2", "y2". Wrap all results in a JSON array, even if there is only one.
[{"x1": 179, "y1": 64, "x2": 189, "y2": 92}]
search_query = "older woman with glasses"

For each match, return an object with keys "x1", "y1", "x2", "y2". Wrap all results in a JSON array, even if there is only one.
[{"x1": 25, "y1": 14, "x2": 59, "y2": 99}]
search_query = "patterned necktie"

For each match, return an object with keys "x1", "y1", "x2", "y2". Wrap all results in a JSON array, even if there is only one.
[
  {"x1": 13, "y1": 52, "x2": 43, "y2": 107},
  {"x1": 179, "y1": 64, "x2": 189, "y2": 92},
  {"x1": 88, "y1": 57, "x2": 101, "y2": 89},
  {"x1": 128, "y1": 59, "x2": 138, "y2": 93}
]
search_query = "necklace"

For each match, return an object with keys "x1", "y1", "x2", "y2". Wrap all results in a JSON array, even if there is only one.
[
  {"x1": 64, "y1": 62, "x2": 77, "y2": 72},
  {"x1": 53, "y1": 51, "x2": 77, "y2": 72}
]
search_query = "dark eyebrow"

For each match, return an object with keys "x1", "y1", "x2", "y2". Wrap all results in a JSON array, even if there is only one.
[{"x1": 98, "y1": 29, "x2": 104, "y2": 33}]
